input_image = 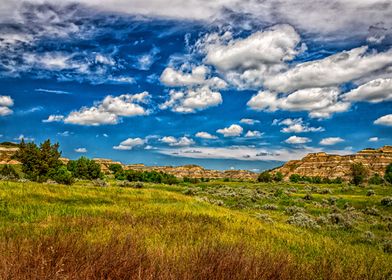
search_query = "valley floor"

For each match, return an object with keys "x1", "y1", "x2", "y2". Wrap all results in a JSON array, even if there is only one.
[{"x1": 0, "y1": 180, "x2": 391, "y2": 279}]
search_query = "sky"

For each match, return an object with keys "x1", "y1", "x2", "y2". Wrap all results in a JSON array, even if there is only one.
[{"x1": 0, "y1": 0, "x2": 391, "y2": 171}]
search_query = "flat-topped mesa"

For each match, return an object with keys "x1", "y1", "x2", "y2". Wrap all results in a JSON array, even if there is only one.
[{"x1": 272, "y1": 145, "x2": 392, "y2": 181}]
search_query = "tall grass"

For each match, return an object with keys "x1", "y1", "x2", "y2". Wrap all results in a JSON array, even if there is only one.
[{"x1": 0, "y1": 181, "x2": 391, "y2": 279}]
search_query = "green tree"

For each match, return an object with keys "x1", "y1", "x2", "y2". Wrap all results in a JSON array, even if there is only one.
[
  {"x1": 258, "y1": 171, "x2": 272, "y2": 182},
  {"x1": 385, "y1": 163, "x2": 392, "y2": 184},
  {"x1": 13, "y1": 139, "x2": 62, "y2": 182},
  {"x1": 351, "y1": 163, "x2": 368, "y2": 186},
  {"x1": 51, "y1": 166, "x2": 74, "y2": 185},
  {"x1": 369, "y1": 173, "x2": 384, "y2": 185},
  {"x1": 67, "y1": 157, "x2": 102, "y2": 180},
  {"x1": 109, "y1": 164, "x2": 123, "y2": 174},
  {"x1": 273, "y1": 172, "x2": 283, "y2": 182},
  {"x1": 289, "y1": 174, "x2": 301, "y2": 183}
]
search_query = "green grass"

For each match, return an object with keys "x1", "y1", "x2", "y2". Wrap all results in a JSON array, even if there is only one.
[{"x1": 0, "y1": 180, "x2": 392, "y2": 279}]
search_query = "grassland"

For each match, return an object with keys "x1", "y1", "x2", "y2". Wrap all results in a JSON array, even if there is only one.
[{"x1": 0, "y1": 179, "x2": 391, "y2": 279}]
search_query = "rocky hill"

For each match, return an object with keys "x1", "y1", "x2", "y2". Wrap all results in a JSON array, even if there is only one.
[
  {"x1": 0, "y1": 146, "x2": 257, "y2": 181},
  {"x1": 272, "y1": 146, "x2": 392, "y2": 181}
]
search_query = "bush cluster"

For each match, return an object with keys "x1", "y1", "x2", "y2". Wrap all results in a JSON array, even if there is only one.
[
  {"x1": 257, "y1": 171, "x2": 283, "y2": 183},
  {"x1": 11, "y1": 139, "x2": 102, "y2": 185},
  {"x1": 289, "y1": 174, "x2": 342, "y2": 184},
  {"x1": 114, "y1": 169, "x2": 179, "y2": 184},
  {"x1": 0, "y1": 165, "x2": 20, "y2": 180}
]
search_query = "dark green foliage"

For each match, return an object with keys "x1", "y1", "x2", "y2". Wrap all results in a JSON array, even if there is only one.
[
  {"x1": 289, "y1": 174, "x2": 301, "y2": 183},
  {"x1": 115, "y1": 169, "x2": 179, "y2": 185},
  {"x1": 50, "y1": 166, "x2": 74, "y2": 185},
  {"x1": 13, "y1": 139, "x2": 62, "y2": 182},
  {"x1": 273, "y1": 172, "x2": 283, "y2": 182},
  {"x1": 385, "y1": 163, "x2": 392, "y2": 184},
  {"x1": 351, "y1": 163, "x2": 368, "y2": 186},
  {"x1": 183, "y1": 177, "x2": 201, "y2": 184},
  {"x1": 369, "y1": 173, "x2": 384, "y2": 185},
  {"x1": 258, "y1": 171, "x2": 272, "y2": 182},
  {"x1": 0, "y1": 165, "x2": 20, "y2": 180},
  {"x1": 67, "y1": 157, "x2": 102, "y2": 180},
  {"x1": 109, "y1": 164, "x2": 123, "y2": 174}
]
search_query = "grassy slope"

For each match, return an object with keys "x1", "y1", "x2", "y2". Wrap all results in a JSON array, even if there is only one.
[{"x1": 0, "y1": 180, "x2": 391, "y2": 279}]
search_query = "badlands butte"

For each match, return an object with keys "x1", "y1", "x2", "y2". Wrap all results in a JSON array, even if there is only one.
[{"x1": 1, "y1": 143, "x2": 392, "y2": 181}]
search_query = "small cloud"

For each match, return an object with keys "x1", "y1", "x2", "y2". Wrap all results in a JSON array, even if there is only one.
[
  {"x1": 216, "y1": 124, "x2": 243, "y2": 137},
  {"x1": 244, "y1": 130, "x2": 263, "y2": 138},
  {"x1": 159, "y1": 136, "x2": 194, "y2": 147},
  {"x1": 75, "y1": 147, "x2": 87, "y2": 153},
  {"x1": 43, "y1": 115, "x2": 64, "y2": 123},
  {"x1": 374, "y1": 114, "x2": 392, "y2": 126},
  {"x1": 113, "y1": 137, "x2": 145, "y2": 150},
  {"x1": 14, "y1": 134, "x2": 34, "y2": 142},
  {"x1": 57, "y1": 131, "x2": 71, "y2": 137},
  {"x1": 284, "y1": 136, "x2": 311, "y2": 144},
  {"x1": 275, "y1": 118, "x2": 324, "y2": 133},
  {"x1": 368, "y1": 137, "x2": 379, "y2": 142},
  {"x1": 195, "y1": 131, "x2": 218, "y2": 139},
  {"x1": 35, "y1": 88, "x2": 71, "y2": 95},
  {"x1": 240, "y1": 118, "x2": 260, "y2": 125},
  {"x1": 319, "y1": 137, "x2": 344, "y2": 146}
]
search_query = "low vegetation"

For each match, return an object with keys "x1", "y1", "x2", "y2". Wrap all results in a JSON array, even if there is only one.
[{"x1": 0, "y1": 139, "x2": 391, "y2": 279}]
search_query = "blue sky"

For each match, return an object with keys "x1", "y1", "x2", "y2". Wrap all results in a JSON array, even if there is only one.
[{"x1": 0, "y1": 0, "x2": 391, "y2": 171}]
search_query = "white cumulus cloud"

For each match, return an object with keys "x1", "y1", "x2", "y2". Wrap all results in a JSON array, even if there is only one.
[
  {"x1": 319, "y1": 137, "x2": 344, "y2": 145},
  {"x1": 160, "y1": 86, "x2": 222, "y2": 113},
  {"x1": 0, "y1": 95, "x2": 14, "y2": 116},
  {"x1": 195, "y1": 132, "x2": 218, "y2": 139},
  {"x1": 343, "y1": 78, "x2": 392, "y2": 103},
  {"x1": 113, "y1": 137, "x2": 146, "y2": 150},
  {"x1": 374, "y1": 114, "x2": 392, "y2": 126},
  {"x1": 64, "y1": 92, "x2": 151, "y2": 126},
  {"x1": 275, "y1": 118, "x2": 324, "y2": 133},
  {"x1": 216, "y1": 124, "x2": 243, "y2": 137},
  {"x1": 247, "y1": 88, "x2": 350, "y2": 119},
  {"x1": 284, "y1": 135, "x2": 311, "y2": 144},
  {"x1": 75, "y1": 147, "x2": 87, "y2": 153}
]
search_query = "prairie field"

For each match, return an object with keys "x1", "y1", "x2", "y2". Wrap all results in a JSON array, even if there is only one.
[{"x1": 0, "y1": 180, "x2": 391, "y2": 280}]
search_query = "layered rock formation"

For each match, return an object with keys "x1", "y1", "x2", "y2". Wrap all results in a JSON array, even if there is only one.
[
  {"x1": 272, "y1": 146, "x2": 392, "y2": 181},
  {"x1": 124, "y1": 164, "x2": 258, "y2": 181}
]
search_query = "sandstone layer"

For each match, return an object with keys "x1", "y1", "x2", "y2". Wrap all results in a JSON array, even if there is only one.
[{"x1": 272, "y1": 146, "x2": 392, "y2": 181}]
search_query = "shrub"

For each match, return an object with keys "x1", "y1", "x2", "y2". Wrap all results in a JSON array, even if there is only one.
[
  {"x1": 273, "y1": 172, "x2": 283, "y2": 182},
  {"x1": 351, "y1": 163, "x2": 368, "y2": 186},
  {"x1": 287, "y1": 213, "x2": 319, "y2": 229},
  {"x1": 256, "y1": 213, "x2": 274, "y2": 223},
  {"x1": 385, "y1": 163, "x2": 392, "y2": 184},
  {"x1": 51, "y1": 166, "x2": 74, "y2": 185},
  {"x1": 381, "y1": 197, "x2": 392, "y2": 207},
  {"x1": 289, "y1": 174, "x2": 301, "y2": 183},
  {"x1": 369, "y1": 173, "x2": 384, "y2": 185},
  {"x1": 383, "y1": 240, "x2": 392, "y2": 254},
  {"x1": 303, "y1": 193, "x2": 313, "y2": 200},
  {"x1": 92, "y1": 179, "x2": 108, "y2": 187},
  {"x1": 262, "y1": 204, "x2": 278, "y2": 210},
  {"x1": 183, "y1": 177, "x2": 201, "y2": 184},
  {"x1": 328, "y1": 213, "x2": 353, "y2": 229},
  {"x1": 284, "y1": 206, "x2": 305, "y2": 215},
  {"x1": 0, "y1": 165, "x2": 20, "y2": 180},
  {"x1": 67, "y1": 157, "x2": 102, "y2": 180},
  {"x1": 366, "y1": 189, "x2": 375, "y2": 196},
  {"x1": 108, "y1": 164, "x2": 123, "y2": 174},
  {"x1": 331, "y1": 177, "x2": 343, "y2": 184},
  {"x1": 257, "y1": 171, "x2": 272, "y2": 183}
]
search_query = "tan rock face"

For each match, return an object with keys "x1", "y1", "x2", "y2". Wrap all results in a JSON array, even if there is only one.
[
  {"x1": 272, "y1": 146, "x2": 392, "y2": 181},
  {"x1": 124, "y1": 164, "x2": 258, "y2": 181},
  {"x1": 0, "y1": 146, "x2": 19, "y2": 164}
]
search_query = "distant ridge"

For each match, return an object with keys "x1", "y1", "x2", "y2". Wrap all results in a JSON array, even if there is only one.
[{"x1": 272, "y1": 146, "x2": 392, "y2": 181}]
